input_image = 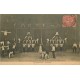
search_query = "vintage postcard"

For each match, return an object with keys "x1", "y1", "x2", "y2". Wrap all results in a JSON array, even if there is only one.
[{"x1": 0, "y1": 14, "x2": 80, "y2": 64}]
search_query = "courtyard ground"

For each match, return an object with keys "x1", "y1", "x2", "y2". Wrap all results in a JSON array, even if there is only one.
[{"x1": 0, "y1": 50, "x2": 80, "y2": 64}]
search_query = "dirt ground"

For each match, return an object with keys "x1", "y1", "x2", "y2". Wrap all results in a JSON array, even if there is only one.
[{"x1": 0, "y1": 50, "x2": 80, "y2": 64}]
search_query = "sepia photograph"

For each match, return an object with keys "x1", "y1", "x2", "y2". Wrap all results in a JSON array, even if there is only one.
[
  {"x1": 1, "y1": 0, "x2": 80, "y2": 80},
  {"x1": 0, "y1": 14, "x2": 80, "y2": 64}
]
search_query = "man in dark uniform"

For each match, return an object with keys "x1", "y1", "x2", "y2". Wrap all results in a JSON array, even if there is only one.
[{"x1": 45, "y1": 43, "x2": 50, "y2": 59}]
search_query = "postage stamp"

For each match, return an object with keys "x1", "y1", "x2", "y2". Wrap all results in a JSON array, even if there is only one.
[{"x1": 62, "y1": 15, "x2": 77, "y2": 27}]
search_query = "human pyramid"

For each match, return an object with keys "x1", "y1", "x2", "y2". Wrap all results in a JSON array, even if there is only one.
[{"x1": 0, "y1": 30, "x2": 75, "y2": 60}]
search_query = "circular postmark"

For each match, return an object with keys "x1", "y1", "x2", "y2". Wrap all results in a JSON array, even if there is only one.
[{"x1": 62, "y1": 15, "x2": 76, "y2": 27}]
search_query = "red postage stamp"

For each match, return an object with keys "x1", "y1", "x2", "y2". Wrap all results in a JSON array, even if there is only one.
[{"x1": 62, "y1": 15, "x2": 77, "y2": 27}]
